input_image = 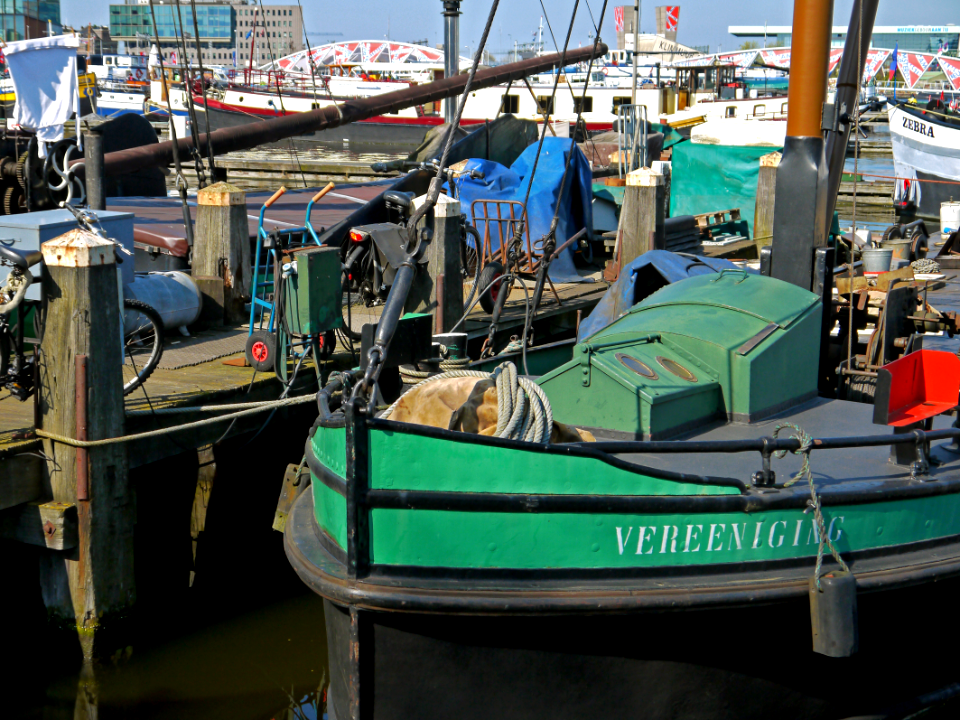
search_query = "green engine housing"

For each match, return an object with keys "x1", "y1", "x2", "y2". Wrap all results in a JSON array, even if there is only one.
[{"x1": 538, "y1": 270, "x2": 822, "y2": 439}]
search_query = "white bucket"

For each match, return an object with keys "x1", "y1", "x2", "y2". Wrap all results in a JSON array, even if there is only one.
[{"x1": 942, "y1": 200, "x2": 960, "y2": 240}]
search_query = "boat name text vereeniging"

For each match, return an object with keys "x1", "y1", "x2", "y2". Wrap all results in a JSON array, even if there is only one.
[{"x1": 615, "y1": 518, "x2": 844, "y2": 555}]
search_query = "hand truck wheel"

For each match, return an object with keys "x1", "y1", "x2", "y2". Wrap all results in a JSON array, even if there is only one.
[{"x1": 246, "y1": 330, "x2": 276, "y2": 372}]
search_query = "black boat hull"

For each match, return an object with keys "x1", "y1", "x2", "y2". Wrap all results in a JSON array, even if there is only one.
[
  {"x1": 285, "y1": 492, "x2": 960, "y2": 720},
  {"x1": 915, "y1": 169, "x2": 960, "y2": 221},
  {"x1": 321, "y1": 589, "x2": 960, "y2": 720}
]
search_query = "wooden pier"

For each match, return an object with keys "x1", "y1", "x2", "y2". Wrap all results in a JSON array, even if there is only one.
[{"x1": 173, "y1": 157, "x2": 401, "y2": 191}]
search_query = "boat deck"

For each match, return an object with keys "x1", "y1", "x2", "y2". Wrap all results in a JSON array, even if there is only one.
[{"x1": 608, "y1": 396, "x2": 960, "y2": 488}]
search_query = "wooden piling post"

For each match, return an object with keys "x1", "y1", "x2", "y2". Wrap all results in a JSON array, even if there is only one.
[
  {"x1": 652, "y1": 160, "x2": 671, "y2": 219},
  {"x1": 194, "y1": 181, "x2": 251, "y2": 325},
  {"x1": 754, "y1": 151, "x2": 781, "y2": 248},
  {"x1": 407, "y1": 193, "x2": 463, "y2": 333},
  {"x1": 37, "y1": 229, "x2": 131, "y2": 658},
  {"x1": 620, "y1": 167, "x2": 665, "y2": 266}
]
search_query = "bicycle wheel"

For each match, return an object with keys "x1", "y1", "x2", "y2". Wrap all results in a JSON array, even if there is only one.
[
  {"x1": 122, "y1": 299, "x2": 164, "y2": 396},
  {"x1": 340, "y1": 271, "x2": 378, "y2": 342}
]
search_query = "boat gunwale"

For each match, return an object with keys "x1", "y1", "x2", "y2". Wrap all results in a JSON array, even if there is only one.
[
  {"x1": 308, "y1": 414, "x2": 960, "y2": 508},
  {"x1": 285, "y1": 489, "x2": 960, "y2": 614}
]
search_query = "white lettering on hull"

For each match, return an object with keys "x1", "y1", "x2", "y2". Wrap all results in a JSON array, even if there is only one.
[{"x1": 615, "y1": 518, "x2": 845, "y2": 556}]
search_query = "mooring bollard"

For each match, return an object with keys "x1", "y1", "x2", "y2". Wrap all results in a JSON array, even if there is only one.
[
  {"x1": 620, "y1": 167, "x2": 665, "y2": 266},
  {"x1": 37, "y1": 228, "x2": 132, "y2": 659},
  {"x1": 194, "y1": 181, "x2": 251, "y2": 325}
]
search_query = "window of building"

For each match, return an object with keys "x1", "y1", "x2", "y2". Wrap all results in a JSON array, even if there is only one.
[
  {"x1": 499, "y1": 94, "x2": 519, "y2": 114},
  {"x1": 573, "y1": 96, "x2": 593, "y2": 113}
]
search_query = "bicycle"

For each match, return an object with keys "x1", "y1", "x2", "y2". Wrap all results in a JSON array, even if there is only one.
[{"x1": 0, "y1": 206, "x2": 166, "y2": 400}]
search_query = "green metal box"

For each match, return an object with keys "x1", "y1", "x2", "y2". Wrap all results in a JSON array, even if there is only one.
[
  {"x1": 284, "y1": 246, "x2": 342, "y2": 336},
  {"x1": 538, "y1": 272, "x2": 822, "y2": 439}
]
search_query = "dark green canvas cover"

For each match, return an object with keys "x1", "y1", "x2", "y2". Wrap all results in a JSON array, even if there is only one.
[{"x1": 669, "y1": 142, "x2": 782, "y2": 237}]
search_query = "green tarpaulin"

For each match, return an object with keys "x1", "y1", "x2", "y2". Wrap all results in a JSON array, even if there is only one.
[{"x1": 670, "y1": 142, "x2": 782, "y2": 237}]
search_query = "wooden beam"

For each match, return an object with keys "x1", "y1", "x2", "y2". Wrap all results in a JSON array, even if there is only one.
[
  {"x1": 0, "y1": 453, "x2": 43, "y2": 511},
  {"x1": 0, "y1": 501, "x2": 78, "y2": 550}
]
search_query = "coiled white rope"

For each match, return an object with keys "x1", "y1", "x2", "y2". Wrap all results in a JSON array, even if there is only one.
[{"x1": 382, "y1": 361, "x2": 553, "y2": 444}]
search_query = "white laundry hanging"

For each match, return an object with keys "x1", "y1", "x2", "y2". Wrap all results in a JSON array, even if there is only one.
[{"x1": 5, "y1": 34, "x2": 82, "y2": 158}]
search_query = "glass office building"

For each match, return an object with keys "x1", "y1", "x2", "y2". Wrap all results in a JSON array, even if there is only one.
[
  {"x1": 729, "y1": 25, "x2": 960, "y2": 55},
  {"x1": 110, "y1": 2, "x2": 234, "y2": 42},
  {"x1": 0, "y1": 0, "x2": 61, "y2": 42}
]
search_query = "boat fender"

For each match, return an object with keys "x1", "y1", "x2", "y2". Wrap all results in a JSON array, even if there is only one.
[{"x1": 809, "y1": 570, "x2": 859, "y2": 657}]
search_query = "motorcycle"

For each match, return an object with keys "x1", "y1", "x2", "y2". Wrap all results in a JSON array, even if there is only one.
[{"x1": 339, "y1": 161, "x2": 484, "y2": 340}]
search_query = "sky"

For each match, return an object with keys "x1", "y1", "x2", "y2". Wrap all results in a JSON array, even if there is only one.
[{"x1": 63, "y1": 0, "x2": 958, "y2": 57}]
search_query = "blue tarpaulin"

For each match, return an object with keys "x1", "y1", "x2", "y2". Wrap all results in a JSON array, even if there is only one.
[
  {"x1": 450, "y1": 138, "x2": 593, "y2": 282},
  {"x1": 577, "y1": 250, "x2": 741, "y2": 341}
]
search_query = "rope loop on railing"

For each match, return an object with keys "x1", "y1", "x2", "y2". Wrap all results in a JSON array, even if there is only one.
[{"x1": 774, "y1": 422, "x2": 851, "y2": 590}]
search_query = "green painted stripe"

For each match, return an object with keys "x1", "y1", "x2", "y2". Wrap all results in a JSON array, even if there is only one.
[
  {"x1": 369, "y1": 493, "x2": 960, "y2": 569},
  {"x1": 313, "y1": 481, "x2": 347, "y2": 550},
  {"x1": 366, "y1": 427, "x2": 738, "y2": 497},
  {"x1": 312, "y1": 425, "x2": 347, "y2": 477}
]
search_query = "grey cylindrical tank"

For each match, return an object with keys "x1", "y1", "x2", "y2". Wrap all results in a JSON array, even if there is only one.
[{"x1": 124, "y1": 271, "x2": 202, "y2": 334}]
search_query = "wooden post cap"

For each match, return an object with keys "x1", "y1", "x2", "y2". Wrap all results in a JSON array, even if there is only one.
[
  {"x1": 412, "y1": 192, "x2": 461, "y2": 218},
  {"x1": 198, "y1": 181, "x2": 246, "y2": 207},
  {"x1": 41, "y1": 228, "x2": 116, "y2": 268},
  {"x1": 626, "y1": 167, "x2": 664, "y2": 187},
  {"x1": 760, "y1": 151, "x2": 782, "y2": 168}
]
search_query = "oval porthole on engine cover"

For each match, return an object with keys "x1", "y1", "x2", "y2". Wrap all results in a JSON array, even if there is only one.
[
  {"x1": 656, "y1": 356, "x2": 697, "y2": 382},
  {"x1": 615, "y1": 353, "x2": 658, "y2": 380}
]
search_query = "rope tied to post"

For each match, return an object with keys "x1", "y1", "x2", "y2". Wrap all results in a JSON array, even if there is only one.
[
  {"x1": 36, "y1": 394, "x2": 316, "y2": 449},
  {"x1": 773, "y1": 422, "x2": 851, "y2": 590}
]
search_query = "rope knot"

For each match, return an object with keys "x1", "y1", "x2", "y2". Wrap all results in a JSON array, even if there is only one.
[{"x1": 772, "y1": 422, "x2": 850, "y2": 589}]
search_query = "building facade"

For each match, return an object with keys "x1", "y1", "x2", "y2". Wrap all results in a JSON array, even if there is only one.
[
  {"x1": 232, "y1": 3, "x2": 303, "y2": 65},
  {"x1": 729, "y1": 25, "x2": 959, "y2": 55},
  {"x1": 109, "y1": 0, "x2": 303, "y2": 67},
  {"x1": 0, "y1": 0, "x2": 61, "y2": 42},
  {"x1": 65, "y1": 25, "x2": 119, "y2": 56}
]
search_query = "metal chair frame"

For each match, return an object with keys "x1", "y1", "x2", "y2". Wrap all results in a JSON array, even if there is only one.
[{"x1": 470, "y1": 198, "x2": 562, "y2": 305}]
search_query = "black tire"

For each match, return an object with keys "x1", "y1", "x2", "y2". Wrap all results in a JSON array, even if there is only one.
[
  {"x1": 245, "y1": 330, "x2": 276, "y2": 372},
  {"x1": 477, "y1": 261, "x2": 506, "y2": 315},
  {"x1": 317, "y1": 329, "x2": 336, "y2": 361},
  {"x1": 881, "y1": 225, "x2": 902, "y2": 243},
  {"x1": 339, "y1": 269, "x2": 377, "y2": 342},
  {"x1": 122, "y1": 299, "x2": 164, "y2": 396}
]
